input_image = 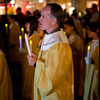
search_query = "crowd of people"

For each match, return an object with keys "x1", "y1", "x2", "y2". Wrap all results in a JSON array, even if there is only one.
[{"x1": 0, "y1": 3, "x2": 99, "y2": 100}]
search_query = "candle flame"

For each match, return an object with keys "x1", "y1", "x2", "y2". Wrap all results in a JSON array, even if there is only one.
[
  {"x1": 88, "y1": 46, "x2": 90, "y2": 50},
  {"x1": 5, "y1": 24, "x2": 8, "y2": 27},
  {"x1": 21, "y1": 27, "x2": 24, "y2": 32},
  {"x1": 19, "y1": 35, "x2": 22, "y2": 39}
]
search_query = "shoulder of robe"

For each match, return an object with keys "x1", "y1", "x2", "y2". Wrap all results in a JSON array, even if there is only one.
[{"x1": 48, "y1": 43, "x2": 72, "y2": 54}]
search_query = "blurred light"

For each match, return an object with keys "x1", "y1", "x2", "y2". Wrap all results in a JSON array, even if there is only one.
[
  {"x1": 11, "y1": 4, "x2": 14, "y2": 7},
  {"x1": 78, "y1": 12, "x2": 81, "y2": 17},
  {"x1": 39, "y1": 0, "x2": 44, "y2": 3},
  {"x1": 11, "y1": 0, "x2": 15, "y2": 5},
  {"x1": 62, "y1": 4, "x2": 66, "y2": 10},
  {"x1": 0, "y1": 10, "x2": 3, "y2": 14},
  {"x1": 84, "y1": 11, "x2": 87, "y2": 15},
  {"x1": 68, "y1": 2, "x2": 71, "y2": 7},
  {"x1": 0, "y1": 6, "x2": 5, "y2": 9},
  {"x1": 69, "y1": 7, "x2": 75, "y2": 15},
  {"x1": 26, "y1": 5, "x2": 31, "y2": 9}
]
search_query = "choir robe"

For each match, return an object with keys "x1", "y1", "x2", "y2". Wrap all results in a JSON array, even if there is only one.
[
  {"x1": 0, "y1": 50, "x2": 13, "y2": 100},
  {"x1": 8, "y1": 22, "x2": 21, "y2": 62},
  {"x1": 34, "y1": 30, "x2": 74, "y2": 100},
  {"x1": 74, "y1": 20, "x2": 85, "y2": 45},
  {"x1": 22, "y1": 34, "x2": 42, "y2": 99},
  {"x1": 68, "y1": 33, "x2": 85, "y2": 97},
  {"x1": 83, "y1": 40, "x2": 99, "y2": 100}
]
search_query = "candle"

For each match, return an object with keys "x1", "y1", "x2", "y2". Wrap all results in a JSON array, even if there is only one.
[
  {"x1": 5, "y1": 24, "x2": 8, "y2": 33},
  {"x1": 30, "y1": 40, "x2": 32, "y2": 53},
  {"x1": 87, "y1": 45, "x2": 90, "y2": 58},
  {"x1": 19, "y1": 35, "x2": 22, "y2": 50},
  {"x1": 25, "y1": 33, "x2": 31, "y2": 56}
]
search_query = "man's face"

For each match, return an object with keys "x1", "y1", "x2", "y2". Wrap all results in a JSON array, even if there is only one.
[{"x1": 39, "y1": 6, "x2": 54, "y2": 33}]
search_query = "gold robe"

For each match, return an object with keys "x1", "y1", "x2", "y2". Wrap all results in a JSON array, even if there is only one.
[
  {"x1": 0, "y1": 50, "x2": 13, "y2": 100},
  {"x1": 83, "y1": 40, "x2": 99, "y2": 100},
  {"x1": 34, "y1": 30, "x2": 74, "y2": 100},
  {"x1": 22, "y1": 34, "x2": 42, "y2": 99},
  {"x1": 68, "y1": 33, "x2": 84, "y2": 97},
  {"x1": 8, "y1": 22, "x2": 21, "y2": 62}
]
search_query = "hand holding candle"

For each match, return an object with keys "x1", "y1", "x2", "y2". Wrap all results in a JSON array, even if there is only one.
[{"x1": 25, "y1": 33, "x2": 31, "y2": 56}]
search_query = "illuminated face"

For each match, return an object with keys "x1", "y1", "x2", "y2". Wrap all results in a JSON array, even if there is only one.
[
  {"x1": 64, "y1": 24, "x2": 72, "y2": 36},
  {"x1": 39, "y1": 6, "x2": 55, "y2": 33},
  {"x1": 87, "y1": 28, "x2": 97, "y2": 38}
]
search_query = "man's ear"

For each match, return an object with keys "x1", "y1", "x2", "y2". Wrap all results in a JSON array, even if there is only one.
[{"x1": 52, "y1": 17, "x2": 57, "y2": 25}]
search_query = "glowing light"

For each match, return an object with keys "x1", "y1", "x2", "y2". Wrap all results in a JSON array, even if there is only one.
[
  {"x1": 68, "y1": 2, "x2": 71, "y2": 7},
  {"x1": 69, "y1": 7, "x2": 75, "y2": 15},
  {"x1": 11, "y1": 4, "x2": 14, "y2": 7},
  {"x1": 5, "y1": 24, "x2": 8, "y2": 27},
  {"x1": 84, "y1": 11, "x2": 87, "y2": 15},
  {"x1": 0, "y1": 6, "x2": 5, "y2": 9},
  {"x1": 0, "y1": 10, "x2": 3, "y2": 15},
  {"x1": 62, "y1": 4, "x2": 66, "y2": 10},
  {"x1": 11, "y1": 0, "x2": 15, "y2": 5},
  {"x1": 26, "y1": 5, "x2": 31, "y2": 9},
  {"x1": 78, "y1": 12, "x2": 81, "y2": 17},
  {"x1": 39, "y1": 0, "x2": 44, "y2": 3}
]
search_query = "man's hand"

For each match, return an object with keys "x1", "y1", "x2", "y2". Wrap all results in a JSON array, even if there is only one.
[{"x1": 27, "y1": 53, "x2": 37, "y2": 66}]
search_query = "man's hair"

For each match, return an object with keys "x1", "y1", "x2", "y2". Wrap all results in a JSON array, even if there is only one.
[{"x1": 46, "y1": 3, "x2": 64, "y2": 26}]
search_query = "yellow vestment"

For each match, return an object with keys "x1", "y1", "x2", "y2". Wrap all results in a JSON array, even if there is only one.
[
  {"x1": 83, "y1": 40, "x2": 99, "y2": 100},
  {"x1": 0, "y1": 50, "x2": 13, "y2": 100},
  {"x1": 34, "y1": 30, "x2": 74, "y2": 100}
]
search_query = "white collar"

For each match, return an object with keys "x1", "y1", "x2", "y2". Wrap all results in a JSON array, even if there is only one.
[
  {"x1": 89, "y1": 39, "x2": 99, "y2": 50},
  {"x1": 41, "y1": 30, "x2": 68, "y2": 51}
]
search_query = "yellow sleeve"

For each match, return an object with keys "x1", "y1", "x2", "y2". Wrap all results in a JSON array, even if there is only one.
[{"x1": 36, "y1": 43, "x2": 73, "y2": 97}]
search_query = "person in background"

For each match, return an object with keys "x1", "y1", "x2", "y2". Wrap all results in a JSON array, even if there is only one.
[
  {"x1": 22, "y1": 16, "x2": 44, "y2": 100},
  {"x1": 90, "y1": 4, "x2": 99, "y2": 22},
  {"x1": 83, "y1": 22, "x2": 99, "y2": 100},
  {"x1": 0, "y1": 48, "x2": 13, "y2": 100},
  {"x1": 16, "y1": 7, "x2": 26, "y2": 28},
  {"x1": 71, "y1": 12, "x2": 85, "y2": 45},
  {"x1": 33, "y1": 9, "x2": 41, "y2": 20},
  {"x1": 64, "y1": 17, "x2": 84, "y2": 100},
  {"x1": 27, "y1": 3, "x2": 74, "y2": 100},
  {"x1": 7, "y1": 15, "x2": 22, "y2": 100}
]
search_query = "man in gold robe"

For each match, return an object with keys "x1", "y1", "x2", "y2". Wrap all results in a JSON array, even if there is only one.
[
  {"x1": 27, "y1": 3, "x2": 74, "y2": 100},
  {"x1": 0, "y1": 49, "x2": 13, "y2": 100}
]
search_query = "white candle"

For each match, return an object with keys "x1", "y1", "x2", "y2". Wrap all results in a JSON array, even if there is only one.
[
  {"x1": 87, "y1": 45, "x2": 90, "y2": 58},
  {"x1": 30, "y1": 40, "x2": 32, "y2": 53},
  {"x1": 19, "y1": 35, "x2": 22, "y2": 50},
  {"x1": 25, "y1": 33, "x2": 31, "y2": 56}
]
